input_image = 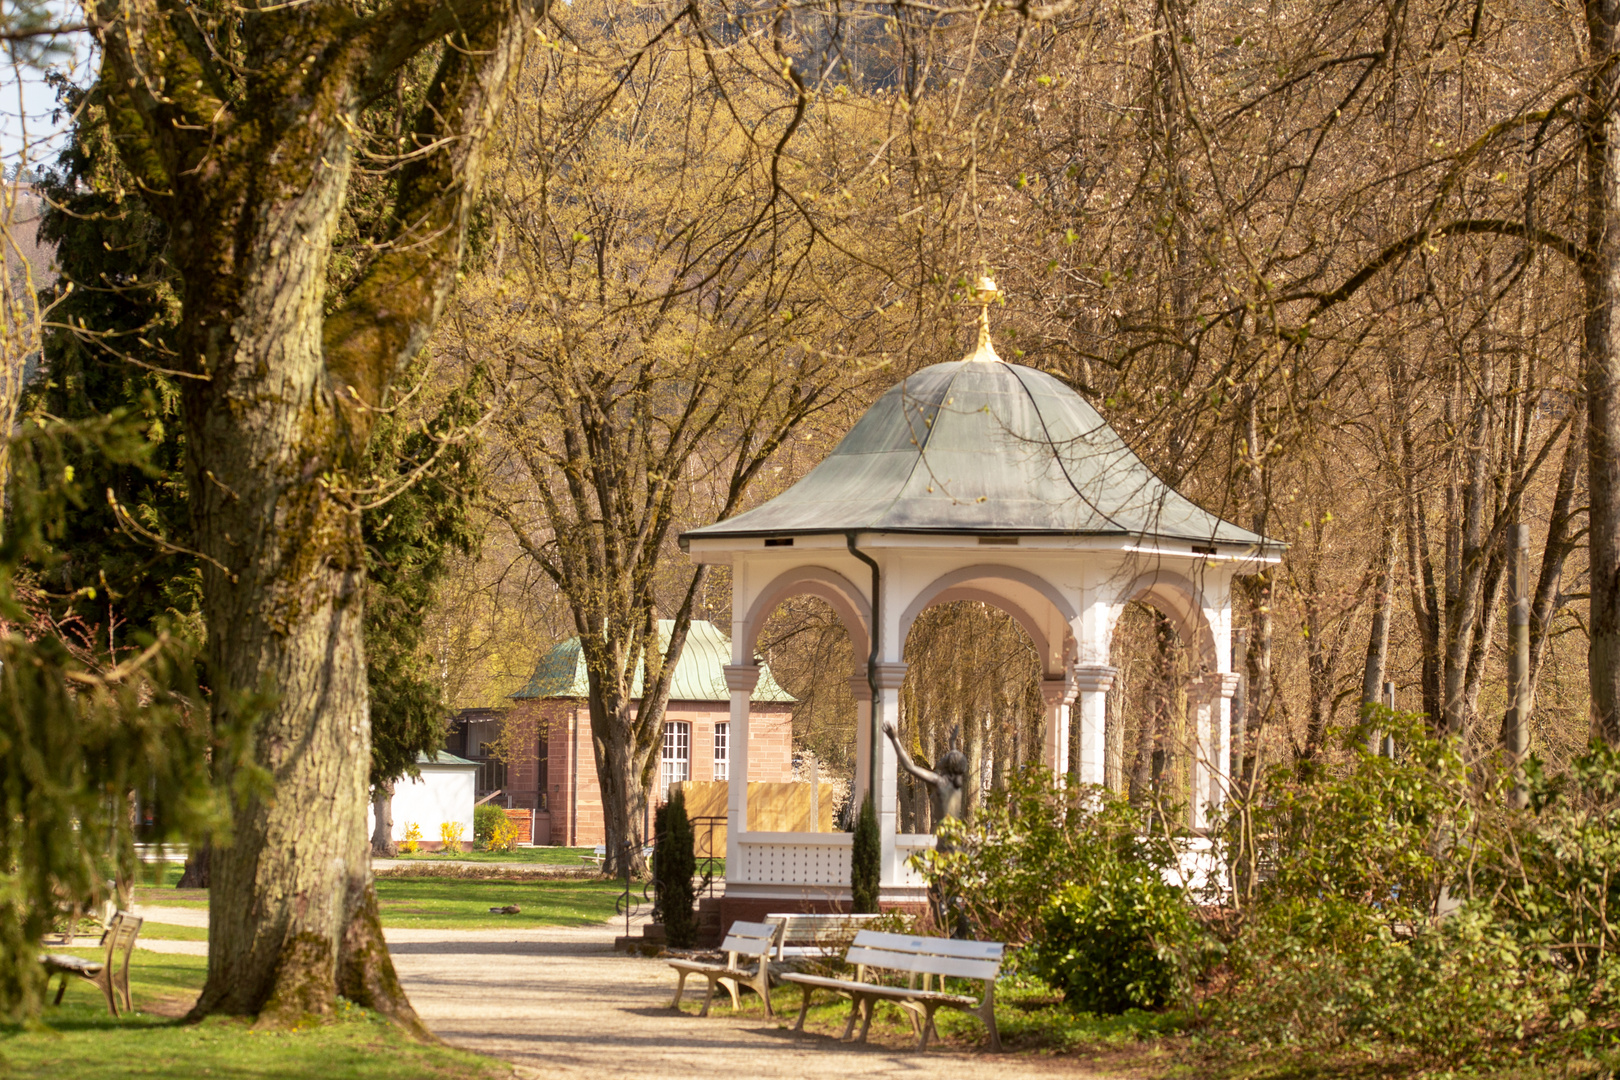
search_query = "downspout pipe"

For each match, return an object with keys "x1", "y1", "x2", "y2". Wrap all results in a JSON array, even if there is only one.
[{"x1": 845, "y1": 531, "x2": 882, "y2": 807}]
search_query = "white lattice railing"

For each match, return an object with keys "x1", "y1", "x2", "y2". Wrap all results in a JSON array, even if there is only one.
[
  {"x1": 733, "y1": 831, "x2": 940, "y2": 888},
  {"x1": 894, "y1": 833, "x2": 936, "y2": 888},
  {"x1": 735, "y1": 832, "x2": 851, "y2": 886}
]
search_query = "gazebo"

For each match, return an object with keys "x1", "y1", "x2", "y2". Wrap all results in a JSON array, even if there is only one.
[{"x1": 680, "y1": 283, "x2": 1282, "y2": 918}]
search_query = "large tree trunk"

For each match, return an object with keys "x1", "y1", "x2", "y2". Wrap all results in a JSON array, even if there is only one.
[
  {"x1": 371, "y1": 783, "x2": 397, "y2": 858},
  {"x1": 1585, "y1": 0, "x2": 1620, "y2": 744},
  {"x1": 581, "y1": 604, "x2": 703, "y2": 879},
  {"x1": 178, "y1": 161, "x2": 413, "y2": 1026},
  {"x1": 176, "y1": 845, "x2": 211, "y2": 891},
  {"x1": 93, "y1": 0, "x2": 532, "y2": 1028},
  {"x1": 587, "y1": 690, "x2": 658, "y2": 879}
]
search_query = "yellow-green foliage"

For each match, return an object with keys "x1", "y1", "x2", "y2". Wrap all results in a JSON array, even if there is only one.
[
  {"x1": 439, "y1": 820, "x2": 465, "y2": 850},
  {"x1": 401, "y1": 822, "x2": 422, "y2": 854},
  {"x1": 487, "y1": 816, "x2": 518, "y2": 853}
]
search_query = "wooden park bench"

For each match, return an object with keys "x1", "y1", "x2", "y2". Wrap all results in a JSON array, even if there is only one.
[
  {"x1": 667, "y1": 920, "x2": 781, "y2": 1017},
  {"x1": 41, "y1": 910, "x2": 144, "y2": 1017},
  {"x1": 765, "y1": 912, "x2": 884, "y2": 961},
  {"x1": 781, "y1": 930, "x2": 1005, "y2": 1051}
]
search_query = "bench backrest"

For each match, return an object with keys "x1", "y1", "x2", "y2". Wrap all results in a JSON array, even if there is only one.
[
  {"x1": 101, "y1": 911, "x2": 143, "y2": 964},
  {"x1": 845, "y1": 930, "x2": 1004, "y2": 983},
  {"x1": 720, "y1": 920, "x2": 781, "y2": 962},
  {"x1": 765, "y1": 912, "x2": 882, "y2": 957}
]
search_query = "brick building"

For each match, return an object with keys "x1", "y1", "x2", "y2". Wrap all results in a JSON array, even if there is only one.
[{"x1": 447, "y1": 620, "x2": 794, "y2": 847}]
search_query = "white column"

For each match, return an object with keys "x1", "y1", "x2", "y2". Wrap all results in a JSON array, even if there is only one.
[
  {"x1": 1071, "y1": 664, "x2": 1116, "y2": 787},
  {"x1": 1188, "y1": 673, "x2": 1240, "y2": 829},
  {"x1": 1040, "y1": 675, "x2": 1078, "y2": 784},
  {"x1": 871, "y1": 661, "x2": 907, "y2": 886},
  {"x1": 722, "y1": 664, "x2": 759, "y2": 876},
  {"x1": 849, "y1": 674, "x2": 873, "y2": 809}
]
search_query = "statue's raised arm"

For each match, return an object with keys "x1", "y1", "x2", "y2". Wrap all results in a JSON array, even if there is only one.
[{"x1": 881, "y1": 716, "x2": 941, "y2": 788}]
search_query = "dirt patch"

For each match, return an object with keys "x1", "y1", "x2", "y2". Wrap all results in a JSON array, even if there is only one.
[{"x1": 142, "y1": 992, "x2": 198, "y2": 1019}]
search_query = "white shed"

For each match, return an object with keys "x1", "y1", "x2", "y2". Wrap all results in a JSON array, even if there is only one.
[{"x1": 369, "y1": 751, "x2": 479, "y2": 850}]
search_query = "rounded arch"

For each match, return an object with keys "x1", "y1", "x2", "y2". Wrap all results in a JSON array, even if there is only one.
[
  {"x1": 1108, "y1": 569, "x2": 1218, "y2": 672},
  {"x1": 741, "y1": 565, "x2": 872, "y2": 663},
  {"x1": 898, "y1": 564, "x2": 1077, "y2": 677}
]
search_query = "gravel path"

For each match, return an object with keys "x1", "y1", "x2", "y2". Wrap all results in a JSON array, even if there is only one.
[
  {"x1": 389, "y1": 921, "x2": 1097, "y2": 1079},
  {"x1": 122, "y1": 906, "x2": 1097, "y2": 1077}
]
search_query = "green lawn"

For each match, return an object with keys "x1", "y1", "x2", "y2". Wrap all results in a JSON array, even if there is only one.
[
  {"x1": 374, "y1": 877, "x2": 624, "y2": 929},
  {"x1": 134, "y1": 866, "x2": 627, "y2": 930},
  {"x1": 384, "y1": 846, "x2": 597, "y2": 865},
  {"x1": 0, "y1": 951, "x2": 507, "y2": 1080}
]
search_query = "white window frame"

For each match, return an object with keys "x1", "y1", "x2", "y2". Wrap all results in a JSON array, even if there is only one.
[
  {"x1": 661, "y1": 721, "x2": 691, "y2": 799},
  {"x1": 712, "y1": 722, "x2": 729, "y2": 782}
]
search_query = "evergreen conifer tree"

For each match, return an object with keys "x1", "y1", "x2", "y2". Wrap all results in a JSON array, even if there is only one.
[
  {"x1": 655, "y1": 787, "x2": 698, "y2": 947},
  {"x1": 852, "y1": 792, "x2": 880, "y2": 914}
]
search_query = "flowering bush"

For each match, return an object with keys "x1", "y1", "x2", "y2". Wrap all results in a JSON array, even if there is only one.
[
  {"x1": 439, "y1": 820, "x2": 466, "y2": 850},
  {"x1": 400, "y1": 822, "x2": 422, "y2": 854},
  {"x1": 487, "y1": 815, "x2": 519, "y2": 853}
]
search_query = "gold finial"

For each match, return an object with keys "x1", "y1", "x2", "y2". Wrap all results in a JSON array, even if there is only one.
[{"x1": 967, "y1": 275, "x2": 1003, "y2": 362}]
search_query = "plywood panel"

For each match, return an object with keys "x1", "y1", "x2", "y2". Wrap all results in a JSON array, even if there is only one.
[{"x1": 669, "y1": 780, "x2": 838, "y2": 855}]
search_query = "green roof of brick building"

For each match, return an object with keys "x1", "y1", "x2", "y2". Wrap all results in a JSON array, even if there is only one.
[{"x1": 511, "y1": 619, "x2": 794, "y2": 704}]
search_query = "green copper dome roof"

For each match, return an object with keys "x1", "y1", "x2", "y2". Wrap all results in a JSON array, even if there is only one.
[
  {"x1": 683, "y1": 356, "x2": 1265, "y2": 545},
  {"x1": 511, "y1": 620, "x2": 794, "y2": 703}
]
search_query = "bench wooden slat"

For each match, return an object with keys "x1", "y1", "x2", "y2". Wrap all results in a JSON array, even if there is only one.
[
  {"x1": 718, "y1": 932, "x2": 775, "y2": 954},
  {"x1": 844, "y1": 946, "x2": 1000, "y2": 981},
  {"x1": 849, "y1": 930, "x2": 1005, "y2": 960},
  {"x1": 780, "y1": 972, "x2": 977, "y2": 1007},
  {"x1": 40, "y1": 955, "x2": 103, "y2": 975}
]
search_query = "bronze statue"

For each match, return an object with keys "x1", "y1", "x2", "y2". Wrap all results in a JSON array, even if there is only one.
[
  {"x1": 881, "y1": 717, "x2": 970, "y2": 847},
  {"x1": 882, "y1": 717, "x2": 973, "y2": 935}
]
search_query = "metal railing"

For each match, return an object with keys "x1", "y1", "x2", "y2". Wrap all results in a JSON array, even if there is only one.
[
  {"x1": 691, "y1": 815, "x2": 725, "y2": 899},
  {"x1": 616, "y1": 841, "x2": 654, "y2": 940}
]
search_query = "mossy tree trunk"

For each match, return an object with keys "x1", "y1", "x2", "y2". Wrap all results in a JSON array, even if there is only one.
[{"x1": 89, "y1": 0, "x2": 535, "y2": 1027}]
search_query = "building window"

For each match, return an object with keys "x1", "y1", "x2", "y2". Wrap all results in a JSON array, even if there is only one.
[
  {"x1": 713, "y1": 723, "x2": 729, "y2": 781},
  {"x1": 661, "y1": 722, "x2": 691, "y2": 799}
]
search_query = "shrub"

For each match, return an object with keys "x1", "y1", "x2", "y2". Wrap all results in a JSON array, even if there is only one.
[
  {"x1": 914, "y1": 767, "x2": 1178, "y2": 945},
  {"x1": 473, "y1": 804, "x2": 504, "y2": 848},
  {"x1": 851, "y1": 792, "x2": 880, "y2": 914},
  {"x1": 1484, "y1": 741, "x2": 1620, "y2": 1026},
  {"x1": 1217, "y1": 895, "x2": 1402, "y2": 1049},
  {"x1": 1031, "y1": 869, "x2": 1197, "y2": 1014},
  {"x1": 1218, "y1": 897, "x2": 1536, "y2": 1061},
  {"x1": 654, "y1": 788, "x2": 698, "y2": 947},
  {"x1": 1225, "y1": 708, "x2": 1475, "y2": 926},
  {"x1": 439, "y1": 820, "x2": 465, "y2": 850},
  {"x1": 1375, "y1": 903, "x2": 1536, "y2": 1061},
  {"x1": 487, "y1": 815, "x2": 519, "y2": 853},
  {"x1": 400, "y1": 822, "x2": 422, "y2": 854},
  {"x1": 1211, "y1": 713, "x2": 1620, "y2": 1065}
]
